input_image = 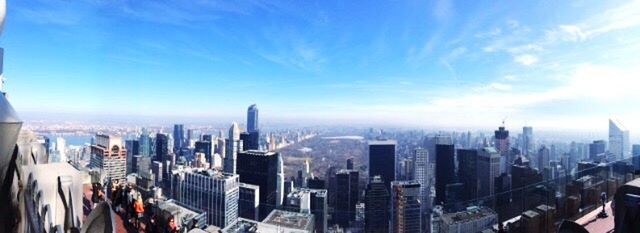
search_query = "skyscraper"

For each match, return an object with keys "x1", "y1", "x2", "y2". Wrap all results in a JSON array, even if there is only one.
[
  {"x1": 369, "y1": 140, "x2": 396, "y2": 192},
  {"x1": 522, "y1": 126, "x2": 533, "y2": 157},
  {"x1": 589, "y1": 140, "x2": 606, "y2": 161},
  {"x1": 391, "y1": 180, "x2": 422, "y2": 233},
  {"x1": 194, "y1": 140, "x2": 212, "y2": 167},
  {"x1": 139, "y1": 128, "x2": 151, "y2": 157},
  {"x1": 247, "y1": 104, "x2": 259, "y2": 133},
  {"x1": 90, "y1": 134, "x2": 127, "y2": 182},
  {"x1": 494, "y1": 125, "x2": 510, "y2": 156},
  {"x1": 155, "y1": 133, "x2": 169, "y2": 162},
  {"x1": 240, "y1": 131, "x2": 259, "y2": 151},
  {"x1": 435, "y1": 143, "x2": 455, "y2": 205},
  {"x1": 538, "y1": 145, "x2": 550, "y2": 170},
  {"x1": 171, "y1": 167, "x2": 239, "y2": 228},
  {"x1": 224, "y1": 122, "x2": 241, "y2": 174},
  {"x1": 632, "y1": 144, "x2": 640, "y2": 171},
  {"x1": 239, "y1": 183, "x2": 260, "y2": 221},
  {"x1": 125, "y1": 139, "x2": 139, "y2": 174},
  {"x1": 236, "y1": 150, "x2": 285, "y2": 220},
  {"x1": 173, "y1": 124, "x2": 185, "y2": 153},
  {"x1": 609, "y1": 119, "x2": 630, "y2": 160},
  {"x1": 457, "y1": 149, "x2": 478, "y2": 201},
  {"x1": 335, "y1": 169, "x2": 359, "y2": 227},
  {"x1": 478, "y1": 147, "x2": 501, "y2": 198},
  {"x1": 413, "y1": 148, "x2": 429, "y2": 212},
  {"x1": 365, "y1": 176, "x2": 390, "y2": 233}
]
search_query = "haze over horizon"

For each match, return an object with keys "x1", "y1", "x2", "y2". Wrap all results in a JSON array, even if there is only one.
[{"x1": 3, "y1": 0, "x2": 640, "y2": 131}]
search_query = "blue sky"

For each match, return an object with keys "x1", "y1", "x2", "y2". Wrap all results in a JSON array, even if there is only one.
[{"x1": 3, "y1": 0, "x2": 640, "y2": 131}]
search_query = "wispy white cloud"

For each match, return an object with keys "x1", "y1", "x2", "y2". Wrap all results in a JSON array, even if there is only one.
[
  {"x1": 407, "y1": 34, "x2": 439, "y2": 65},
  {"x1": 256, "y1": 39, "x2": 326, "y2": 71},
  {"x1": 331, "y1": 64, "x2": 640, "y2": 129},
  {"x1": 487, "y1": 82, "x2": 512, "y2": 91},
  {"x1": 475, "y1": 28, "x2": 502, "y2": 38},
  {"x1": 544, "y1": 1, "x2": 640, "y2": 43},
  {"x1": 514, "y1": 54, "x2": 538, "y2": 65},
  {"x1": 503, "y1": 75, "x2": 518, "y2": 81}
]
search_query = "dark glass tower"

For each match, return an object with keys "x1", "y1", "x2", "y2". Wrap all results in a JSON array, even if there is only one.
[
  {"x1": 240, "y1": 131, "x2": 259, "y2": 151},
  {"x1": 173, "y1": 124, "x2": 185, "y2": 153},
  {"x1": 155, "y1": 133, "x2": 169, "y2": 162},
  {"x1": 236, "y1": 150, "x2": 284, "y2": 220},
  {"x1": 194, "y1": 140, "x2": 212, "y2": 165},
  {"x1": 246, "y1": 104, "x2": 260, "y2": 150},
  {"x1": 369, "y1": 140, "x2": 396, "y2": 192},
  {"x1": 435, "y1": 143, "x2": 455, "y2": 205},
  {"x1": 457, "y1": 149, "x2": 478, "y2": 201},
  {"x1": 335, "y1": 169, "x2": 359, "y2": 227},
  {"x1": 247, "y1": 104, "x2": 259, "y2": 133},
  {"x1": 365, "y1": 176, "x2": 389, "y2": 233}
]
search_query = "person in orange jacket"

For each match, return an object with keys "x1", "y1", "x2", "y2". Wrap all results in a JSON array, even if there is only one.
[{"x1": 133, "y1": 197, "x2": 144, "y2": 230}]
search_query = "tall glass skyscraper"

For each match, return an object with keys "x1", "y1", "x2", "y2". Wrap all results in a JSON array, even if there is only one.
[
  {"x1": 365, "y1": 176, "x2": 390, "y2": 233},
  {"x1": 413, "y1": 148, "x2": 429, "y2": 212},
  {"x1": 139, "y1": 128, "x2": 151, "y2": 157},
  {"x1": 155, "y1": 133, "x2": 169, "y2": 162},
  {"x1": 522, "y1": 126, "x2": 533, "y2": 156},
  {"x1": 434, "y1": 143, "x2": 455, "y2": 205},
  {"x1": 368, "y1": 140, "x2": 396, "y2": 192},
  {"x1": 236, "y1": 150, "x2": 285, "y2": 220},
  {"x1": 224, "y1": 122, "x2": 241, "y2": 174},
  {"x1": 173, "y1": 124, "x2": 185, "y2": 153},
  {"x1": 609, "y1": 119, "x2": 630, "y2": 160},
  {"x1": 457, "y1": 148, "x2": 478, "y2": 201},
  {"x1": 247, "y1": 104, "x2": 259, "y2": 133}
]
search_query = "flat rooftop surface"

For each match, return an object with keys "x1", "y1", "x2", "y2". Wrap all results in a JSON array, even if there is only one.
[
  {"x1": 575, "y1": 201, "x2": 613, "y2": 233},
  {"x1": 263, "y1": 210, "x2": 312, "y2": 230}
]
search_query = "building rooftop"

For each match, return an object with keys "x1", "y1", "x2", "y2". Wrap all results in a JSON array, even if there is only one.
[
  {"x1": 177, "y1": 167, "x2": 238, "y2": 179},
  {"x1": 222, "y1": 216, "x2": 313, "y2": 233},
  {"x1": 391, "y1": 180, "x2": 421, "y2": 187},
  {"x1": 336, "y1": 169, "x2": 358, "y2": 174},
  {"x1": 575, "y1": 201, "x2": 613, "y2": 233},
  {"x1": 222, "y1": 218, "x2": 259, "y2": 233},
  {"x1": 157, "y1": 199, "x2": 201, "y2": 218},
  {"x1": 522, "y1": 210, "x2": 540, "y2": 219},
  {"x1": 239, "y1": 183, "x2": 260, "y2": 190},
  {"x1": 368, "y1": 139, "x2": 397, "y2": 146},
  {"x1": 241, "y1": 150, "x2": 278, "y2": 156},
  {"x1": 263, "y1": 209, "x2": 314, "y2": 231},
  {"x1": 440, "y1": 206, "x2": 497, "y2": 224},
  {"x1": 482, "y1": 147, "x2": 499, "y2": 154}
]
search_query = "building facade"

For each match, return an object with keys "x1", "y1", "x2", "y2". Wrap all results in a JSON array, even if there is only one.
[
  {"x1": 239, "y1": 182, "x2": 260, "y2": 221},
  {"x1": 224, "y1": 122, "x2": 241, "y2": 174},
  {"x1": 391, "y1": 180, "x2": 422, "y2": 233},
  {"x1": 335, "y1": 169, "x2": 359, "y2": 227},
  {"x1": 236, "y1": 150, "x2": 285, "y2": 220},
  {"x1": 365, "y1": 176, "x2": 390, "y2": 233},
  {"x1": 171, "y1": 167, "x2": 240, "y2": 228},
  {"x1": 90, "y1": 134, "x2": 127, "y2": 182},
  {"x1": 369, "y1": 140, "x2": 396, "y2": 192},
  {"x1": 609, "y1": 119, "x2": 630, "y2": 161}
]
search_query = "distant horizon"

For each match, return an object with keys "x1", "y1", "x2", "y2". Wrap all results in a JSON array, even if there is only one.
[{"x1": 18, "y1": 109, "x2": 629, "y2": 136}]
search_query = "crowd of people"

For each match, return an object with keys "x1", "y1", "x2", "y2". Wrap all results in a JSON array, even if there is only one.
[{"x1": 89, "y1": 179, "x2": 181, "y2": 233}]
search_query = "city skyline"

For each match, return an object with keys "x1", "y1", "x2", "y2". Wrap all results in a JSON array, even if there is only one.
[
  {"x1": 3, "y1": 1, "x2": 640, "y2": 233},
  {"x1": 4, "y1": 0, "x2": 640, "y2": 131}
]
